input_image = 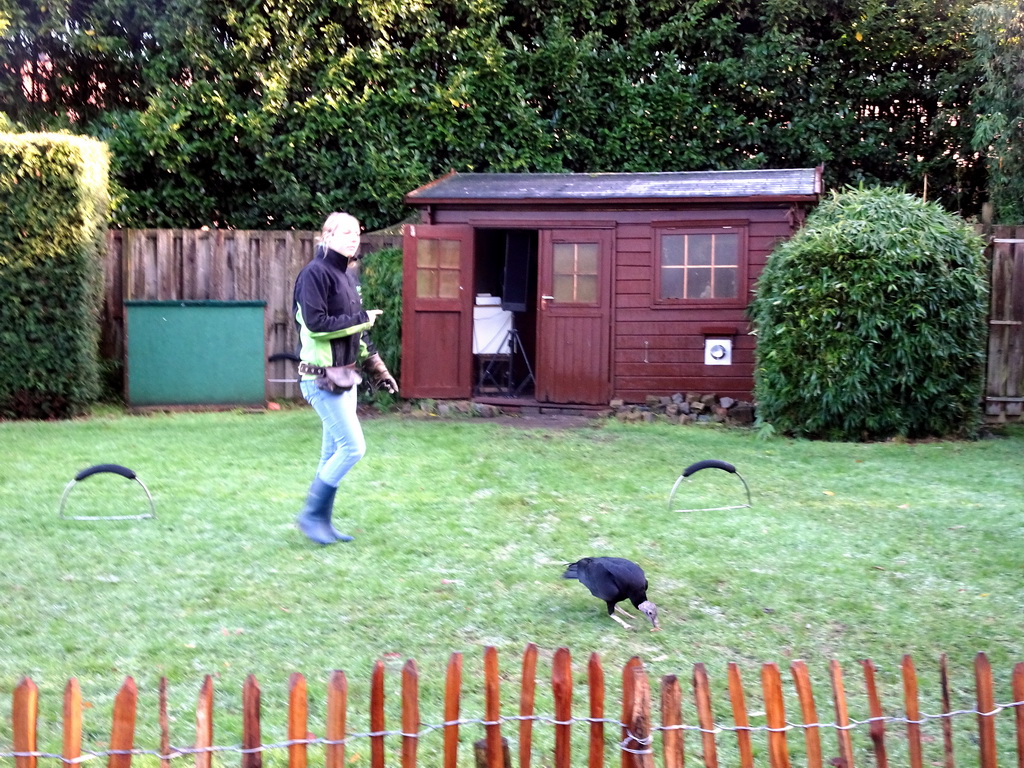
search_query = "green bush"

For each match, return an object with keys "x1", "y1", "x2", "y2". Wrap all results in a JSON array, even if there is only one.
[
  {"x1": 0, "y1": 0, "x2": 984, "y2": 228},
  {"x1": 749, "y1": 187, "x2": 989, "y2": 441},
  {"x1": 0, "y1": 133, "x2": 109, "y2": 419},
  {"x1": 358, "y1": 245, "x2": 403, "y2": 407}
]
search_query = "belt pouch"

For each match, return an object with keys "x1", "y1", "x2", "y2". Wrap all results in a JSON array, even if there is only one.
[{"x1": 316, "y1": 364, "x2": 362, "y2": 393}]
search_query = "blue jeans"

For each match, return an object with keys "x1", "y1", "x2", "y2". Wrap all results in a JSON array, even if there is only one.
[{"x1": 300, "y1": 379, "x2": 366, "y2": 487}]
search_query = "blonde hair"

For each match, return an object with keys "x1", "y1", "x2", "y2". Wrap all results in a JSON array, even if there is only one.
[{"x1": 319, "y1": 212, "x2": 361, "y2": 247}]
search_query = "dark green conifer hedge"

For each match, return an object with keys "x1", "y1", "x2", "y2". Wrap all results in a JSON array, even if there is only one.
[{"x1": 0, "y1": 134, "x2": 109, "y2": 418}]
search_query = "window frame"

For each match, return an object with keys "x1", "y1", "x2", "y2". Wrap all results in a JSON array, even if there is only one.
[
  {"x1": 652, "y1": 223, "x2": 749, "y2": 308},
  {"x1": 413, "y1": 236, "x2": 463, "y2": 307}
]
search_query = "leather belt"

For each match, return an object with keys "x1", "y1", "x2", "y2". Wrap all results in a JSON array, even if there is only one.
[{"x1": 297, "y1": 362, "x2": 327, "y2": 376}]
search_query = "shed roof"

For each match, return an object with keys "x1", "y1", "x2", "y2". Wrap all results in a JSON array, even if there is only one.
[{"x1": 405, "y1": 167, "x2": 823, "y2": 205}]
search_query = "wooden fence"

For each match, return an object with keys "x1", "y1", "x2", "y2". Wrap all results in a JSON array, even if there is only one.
[
  {"x1": 102, "y1": 227, "x2": 1023, "y2": 415},
  {"x1": 102, "y1": 229, "x2": 403, "y2": 402},
  {"x1": 6, "y1": 647, "x2": 1024, "y2": 768},
  {"x1": 984, "y1": 225, "x2": 1024, "y2": 423}
]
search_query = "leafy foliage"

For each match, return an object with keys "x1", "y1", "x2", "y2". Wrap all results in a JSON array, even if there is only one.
[
  {"x1": 358, "y1": 245, "x2": 402, "y2": 405},
  {"x1": 0, "y1": 133, "x2": 109, "y2": 418},
  {"x1": 0, "y1": 0, "x2": 987, "y2": 230},
  {"x1": 750, "y1": 187, "x2": 989, "y2": 441},
  {"x1": 970, "y1": 1, "x2": 1024, "y2": 223}
]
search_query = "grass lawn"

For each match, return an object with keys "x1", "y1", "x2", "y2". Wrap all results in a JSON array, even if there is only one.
[{"x1": 0, "y1": 407, "x2": 1021, "y2": 766}]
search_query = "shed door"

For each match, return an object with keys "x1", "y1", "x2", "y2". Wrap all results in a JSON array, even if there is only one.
[
  {"x1": 537, "y1": 229, "x2": 612, "y2": 404},
  {"x1": 401, "y1": 224, "x2": 474, "y2": 398}
]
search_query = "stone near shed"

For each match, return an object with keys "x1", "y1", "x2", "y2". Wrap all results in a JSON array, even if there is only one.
[
  {"x1": 728, "y1": 403, "x2": 755, "y2": 425},
  {"x1": 646, "y1": 395, "x2": 662, "y2": 408},
  {"x1": 609, "y1": 398, "x2": 625, "y2": 409},
  {"x1": 720, "y1": 396, "x2": 735, "y2": 409},
  {"x1": 671, "y1": 393, "x2": 684, "y2": 404}
]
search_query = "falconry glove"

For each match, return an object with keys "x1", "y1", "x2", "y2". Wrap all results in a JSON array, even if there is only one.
[{"x1": 363, "y1": 353, "x2": 398, "y2": 394}]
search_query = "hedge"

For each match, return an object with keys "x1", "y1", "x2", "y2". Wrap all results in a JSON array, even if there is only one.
[{"x1": 0, "y1": 133, "x2": 110, "y2": 419}]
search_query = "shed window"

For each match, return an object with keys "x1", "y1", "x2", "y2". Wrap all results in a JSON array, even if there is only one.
[
  {"x1": 416, "y1": 238, "x2": 460, "y2": 299},
  {"x1": 657, "y1": 229, "x2": 741, "y2": 302},
  {"x1": 552, "y1": 242, "x2": 599, "y2": 304}
]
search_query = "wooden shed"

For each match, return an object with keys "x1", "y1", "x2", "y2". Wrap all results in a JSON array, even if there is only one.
[{"x1": 400, "y1": 168, "x2": 823, "y2": 407}]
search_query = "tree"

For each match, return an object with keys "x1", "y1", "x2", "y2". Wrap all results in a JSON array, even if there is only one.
[
  {"x1": 749, "y1": 187, "x2": 989, "y2": 441},
  {"x1": 971, "y1": 1, "x2": 1024, "y2": 223},
  {"x1": 0, "y1": 0, "x2": 990, "y2": 229}
]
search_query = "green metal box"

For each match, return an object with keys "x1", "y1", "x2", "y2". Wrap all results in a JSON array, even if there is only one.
[{"x1": 125, "y1": 300, "x2": 267, "y2": 406}]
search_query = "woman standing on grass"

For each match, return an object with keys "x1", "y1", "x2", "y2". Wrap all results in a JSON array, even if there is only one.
[{"x1": 292, "y1": 212, "x2": 398, "y2": 545}]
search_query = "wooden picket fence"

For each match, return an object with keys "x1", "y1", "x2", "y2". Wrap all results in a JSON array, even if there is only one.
[{"x1": 6, "y1": 647, "x2": 1024, "y2": 768}]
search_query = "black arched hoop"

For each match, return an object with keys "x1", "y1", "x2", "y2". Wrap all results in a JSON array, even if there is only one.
[
  {"x1": 669, "y1": 459, "x2": 752, "y2": 512},
  {"x1": 59, "y1": 464, "x2": 156, "y2": 520}
]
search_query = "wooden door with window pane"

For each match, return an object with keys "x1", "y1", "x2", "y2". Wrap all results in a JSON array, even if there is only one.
[
  {"x1": 536, "y1": 229, "x2": 612, "y2": 404},
  {"x1": 401, "y1": 224, "x2": 474, "y2": 398}
]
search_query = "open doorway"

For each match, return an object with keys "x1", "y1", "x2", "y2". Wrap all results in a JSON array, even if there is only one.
[{"x1": 472, "y1": 229, "x2": 539, "y2": 398}]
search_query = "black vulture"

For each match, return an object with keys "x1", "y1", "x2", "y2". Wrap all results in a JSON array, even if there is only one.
[{"x1": 562, "y1": 557, "x2": 660, "y2": 630}]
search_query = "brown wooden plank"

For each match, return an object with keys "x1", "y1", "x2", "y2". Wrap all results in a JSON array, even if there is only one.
[
  {"x1": 123, "y1": 230, "x2": 142, "y2": 300},
  {"x1": 975, "y1": 653, "x2": 998, "y2": 768},
  {"x1": 444, "y1": 653, "x2": 463, "y2": 768},
  {"x1": 13, "y1": 677, "x2": 38, "y2": 768},
  {"x1": 326, "y1": 671, "x2": 347, "y2": 768},
  {"x1": 484, "y1": 646, "x2": 503, "y2": 768},
  {"x1": 108, "y1": 677, "x2": 137, "y2": 768},
  {"x1": 402, "y1": 660, "x2": 420, "y2": 768},
  {"x1": 628, "y1": 665, "x2": 655, "y2": 768},
  {"x1": 242, "y1": 674, "x2": 262, "y2": 768},
  {"x1": 1013, "y1": 662, "x2": 1024, "y2": 768},
  {"x1": 829, "y1": 661, "x2": 855, "y2": 768},
  {"x1": 553, "y1": 647, "x2": 573, "y2": 768},
  {"x1": 790, "y1": 661, "x2": 823, "y2": 768},
  {"x1": 156, "y1": 228, "x2": 177, "y2": 300},
  {"x1": 660, "y1": 675, "x2": 684, "y2": 768},
  {"x1": 159, "y1": 678, "x2": 171, "y2": 768},
  {"x1": 1009, "y1": 239, "x2": 1024, "y2": 416},
  {"x1": 240, "y1": 236, "x2": 260, "y2": 303},
  {"x1": 195, "y1": 675, "x2": 214, "y2": 768},
  {"x1": 209, "y1": 230, "x2": 227, "y2": 300},
  {"x1": 64, "y1": 678, "x2": 83, "y2": 768},
  {"x1": 589, "y1": 653, "x2": 606, "y2": 768},
  {"x1": 263, "y1": 231, "x2": 290, "y2": 400},
  {"x1": 761, "y1": 663, "x2": 790, "y2": 768},
  {"x1": 939, "y1": 655, "x2": 954, "y2": 768},
  {"x1": 622, "y1": 657, "x2": 642, "y2": 768},
  {"x1": 102, "y1": 230, "x2": 125, "y2": 359},
  {"x1": 370, "y1": 661, "x2": 386, "y2": 768},
  {"x1": 902, "y1": 656, "x2": 923, "y2": 768},
  {"x1": 692, "y1": 663, "x2": 718, "y2": 768},
  {"x1": 288, "y1": 673, "x2": 308, "y2": 768},
  {"x1": 861, "y1": 660, "x2": 888, "y2": 768},
  {"x1": 180, "y1": 230, "x2": 197, "y2": 299},
  {"x1": 727, "y1": 663, "x2": 753, "y2": 768},
  {"x1": 519, "y1": 644, "x2": 538, "y2": 768}
]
